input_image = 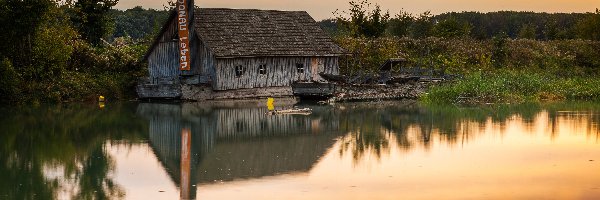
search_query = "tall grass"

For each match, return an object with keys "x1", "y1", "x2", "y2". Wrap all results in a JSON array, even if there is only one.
[{"x1": 422, "y1": 70, "x2": 600, "y2": 104}]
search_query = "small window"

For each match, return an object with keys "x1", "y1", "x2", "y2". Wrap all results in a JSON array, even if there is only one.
[
  {"x1": 296, "y1": 63, "x2": 304, "y2": 74},
  {"x1": 258, "y1": 64, "x2": 267, "y2": 75},
  {"x1": 235, "y1": 65, "x2": 246, "y2": 77}
]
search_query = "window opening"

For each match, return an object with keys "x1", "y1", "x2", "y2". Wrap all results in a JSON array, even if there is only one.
[
  {"x1": 296, "y1": 63, "x2": 304, "y2": 74},
  {"x1": 235, "y1": 65, "x2": 246, "y2": 77},
  {"x1": 258, "y1": 64, "x2": 267, "y2": 75}
]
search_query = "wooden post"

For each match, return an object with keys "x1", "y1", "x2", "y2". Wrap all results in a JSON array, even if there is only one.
[{"x1": 180, "y1": 128, "x2": 192, "y2": 200}]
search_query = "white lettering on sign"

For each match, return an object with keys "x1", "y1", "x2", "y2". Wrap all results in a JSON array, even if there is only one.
[{"x1": 177, "y1": 0, "x2": 191, "y2": 71}]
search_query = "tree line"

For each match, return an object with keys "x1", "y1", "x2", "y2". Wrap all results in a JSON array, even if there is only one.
[
  {"x1": 109, "y1": 6, "x2": 169, "y2": 40},
  {"x1": 322, "y1": 0, "x2": 600, "y2": 40}
]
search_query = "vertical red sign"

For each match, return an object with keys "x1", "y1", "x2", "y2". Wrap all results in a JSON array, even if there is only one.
[
  {"x1": 180, "y1": 128, "x2": 192, "y2": 199},
  {"x1": 177, "y1": 0, "x2": 191, "y2": 71}
]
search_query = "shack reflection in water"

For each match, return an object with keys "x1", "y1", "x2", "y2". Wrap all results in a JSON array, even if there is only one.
[{"x1": 136, "y1": 102, "x2": 340, "y2": 199}]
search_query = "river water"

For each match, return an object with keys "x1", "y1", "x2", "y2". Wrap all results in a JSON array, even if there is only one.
[{"x1": 1, "y1": 100, "x2": 599, "y2": 199}]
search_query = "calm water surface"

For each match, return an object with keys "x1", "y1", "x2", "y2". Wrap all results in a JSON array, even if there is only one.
[{"x1": 1, "y1": 101, "x2": 599, "y2": 199}]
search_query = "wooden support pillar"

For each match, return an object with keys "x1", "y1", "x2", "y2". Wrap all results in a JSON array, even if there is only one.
[{"x1": 180, "y1": 128, "x2": 192, "y2": 200}]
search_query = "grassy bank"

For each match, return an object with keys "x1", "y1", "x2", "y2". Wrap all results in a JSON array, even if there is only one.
[
  {"x1": 334, "y1": 37, "x2": 600, "y2": 104},
  {"x1": 421, "y1": 71, "x2": 600, "y2": 104}
]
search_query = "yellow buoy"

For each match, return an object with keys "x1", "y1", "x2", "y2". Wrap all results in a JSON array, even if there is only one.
[{"x1": 267, "y1": 98, "x2": 275, "y2": 111}]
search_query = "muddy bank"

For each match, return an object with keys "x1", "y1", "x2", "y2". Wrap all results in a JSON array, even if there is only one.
[{"x1": 332, "y1": 82, "x2": 430, "y2": 102}]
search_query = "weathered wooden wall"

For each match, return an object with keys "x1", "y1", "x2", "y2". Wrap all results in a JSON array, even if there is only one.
[
  {"x1": 193, "y1": 39, "x2": 216, "y2": 83},
  {"x1": 148, "y1": 13, "x2": 206, "y2": 79},
  {"x1": 213, "y1": 56, "x2": 339, "y2": 91},
  {"x1": 147, "y1": 17, "x2": 181, "y2": 78}
]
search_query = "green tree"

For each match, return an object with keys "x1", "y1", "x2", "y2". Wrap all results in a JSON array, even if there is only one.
[
  {"x1": 518, "y1": 23, "x2": 537, "y2": 39},
  {"x1": 387, "y1": 10, "x2": 413, "y2": 37},
  {"x1": 576, "y1": 9, "x2": 600, "y2": 40},
  {"x1": 70, "y1": 0, "x2": 119, "y2": 45},
  {"x1": 318, "y1": 19, "x2": 339, "y2": 36},
  {"x1": 433, "y1": 16, "x2": 472, "y2": 38},
  {"x1": 0, "y1": 0, "x2": 55, "y2": 67},
  {"x1": 543, "y1": 20, "x2": 562, "y2": 40},
  {"x1": 409, "y1": 11, "x2": 434, "y2": 38},
  {"x1": 0, "y1": 0, "x2": 78, "y2": 102},
  {"x1": 335, "y1": 0, "x2": 390, "y2": 38}
]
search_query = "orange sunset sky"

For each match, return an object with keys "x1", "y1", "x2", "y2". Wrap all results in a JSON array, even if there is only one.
[{"x1": 116, "y1": 0, "x2": 600, "y2": 20}]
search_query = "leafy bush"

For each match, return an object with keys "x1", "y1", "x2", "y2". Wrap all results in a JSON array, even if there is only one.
[
  {"x1": 335, "y1": 36, "x2": 600, "y2": 75},
  {"x1": 0, "y1": 0, "x2": 150, "y2": 104}
]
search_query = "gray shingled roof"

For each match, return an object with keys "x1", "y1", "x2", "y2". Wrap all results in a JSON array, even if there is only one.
[{"x1": 194, "y1": 8, "x2": 346, "y2": 58}]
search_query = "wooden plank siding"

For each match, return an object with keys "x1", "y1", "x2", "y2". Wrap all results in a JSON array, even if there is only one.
[
  {"x1": 148, "y1": 12, "x2": 206, "y2": 78},
  {"x1": 148, "y1": 42, "x2": 181, "y2": 78},
  {"x1": 213, "y1": 57, "x2": 339, "y2": 91},
  {"x1": 148, "y1": 29, "x2": 216, "y2": 81},
  {"x1": 195, "y1": 39, "x2": 216, "y2": 83},
  {"x1": 148, "y1": 18, "x2": 181, "y2": 78}
]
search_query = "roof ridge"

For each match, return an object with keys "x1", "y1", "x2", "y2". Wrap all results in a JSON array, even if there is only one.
[{"x1": 194, "y1": 7, "x2": 307, "y2": 13}]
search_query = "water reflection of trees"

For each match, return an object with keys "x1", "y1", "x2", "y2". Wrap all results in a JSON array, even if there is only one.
[
  {"x1": 335, "y1": 101, "x2": 600, "y2": 163},
  {"x1": 0, "y1": 103, "x2": 146, "y2": 199}
]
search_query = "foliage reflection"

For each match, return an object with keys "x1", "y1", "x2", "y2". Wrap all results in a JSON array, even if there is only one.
[
  {"x1": 335, "y1": 101, "x2": 600, "y2": 163},
  {"x1": 0, "y1": 103, "x2": 146, "y2": 199}
]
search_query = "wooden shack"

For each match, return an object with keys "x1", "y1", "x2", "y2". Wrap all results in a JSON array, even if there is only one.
[{"x1": 138, "y1": 8, "x2": 346, "y2": 100}]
